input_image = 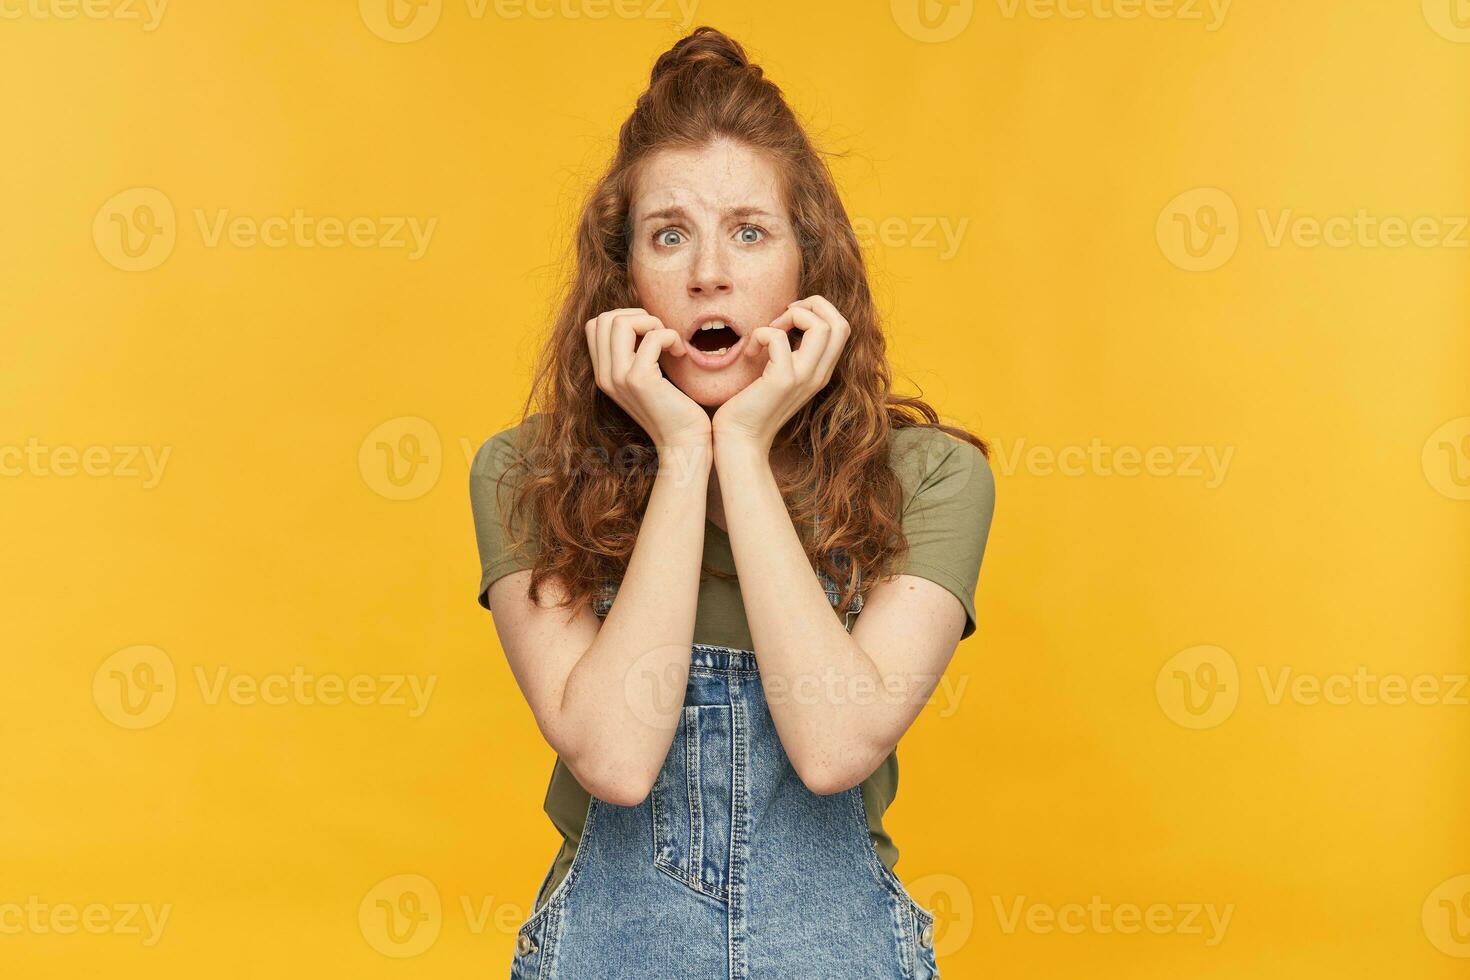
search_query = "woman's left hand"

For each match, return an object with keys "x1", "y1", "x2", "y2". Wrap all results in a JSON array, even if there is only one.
[{"x1": 711, "y1": 295, "x2": 851, "y2": 454}]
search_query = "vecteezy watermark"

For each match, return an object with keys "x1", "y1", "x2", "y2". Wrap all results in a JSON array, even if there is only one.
[
  {"x1": 1156, "y1": 187, "x2": 1239, "y2": 272},
  {"x1": 1423, "y1": 873, "x2": 1470, "y2": 958},
  {"x1": 1156, "y1": 644, "x2": 1239, "y2": 729},
  {"x1": 851, "y1": 216, "x2": 971, "y2": 261},
  {"x1": 992, "y1": 895, "x2": 1234, "y2": 946},
  {"x1": 360, "y1": 874, "x2": 441, "y2": 958},
  {"x1": 361, "y1": 416, "x2": 444, "y2": 501},
  {"x1": 1422, "y1": 416, "x2": 1470, "y2": 501},
  {"x1": 1423, "y1": 0, "x2": 1470, "y2": 43},
  {"x1": 1158, "y1": 187, "x2": 1470, "y2": 272},
  {"x1": 0, "y1": 439, "x2": 171, "y2": 488},
  {"x1": 361, "y1": 417, "x2": 716, "y2": 502},
  {"x1": 893, "y1": 0, "x2": 1229, "y2": 42},
  {"x1": 358, "y1": 0, "x2": 699, "y2": 43},
  {"x1": 1257, "y1": 666, "x2": 1469, "y2": 708},
  {"x1": 616, "y1": 651, "x2": 972, "y2": 728},
  {"x1": 92, "y1": 187, "x2": 437, "y2": 272},
  {"x1": 0, "y1": 0, "x2": 168, "y2": 30},
  {"x1": 0, "y1": 897, "x2": 172, "y2": 946},
  {"x1": 906, "y1": 873, "x2": 974, "y2": 958},
  {"x1": 988, "y1": 436, "x2": 1234, "y2": 488},
  {"x1": 762, "y1": 665, "x2": 971, "y2": 718},
  {"x1": 994, "y1": 0, "x2": 1230, "y2": 30},
  {"x1": 359, "y1": 872, "x2": 573, "y2": 958},
  {"x1": 890, "y1": 0, "x2": 975, "y2": 43},
  {"x1": 1256, "y1": 209, "x2": 1469, "y2": 250},
  {"x1": 1157, "y1": 645, "x2": 1470, "y2": 729},
  {"x1": 93, "y1": 646, "x2": 438, "y2": 729}
]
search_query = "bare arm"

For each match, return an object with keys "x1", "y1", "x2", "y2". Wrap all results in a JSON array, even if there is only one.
[
  {"x1": 707, "y1": 295, "x2": 993, "y2": 795},
  {"x1": 715, "y1": 438, "x2": 964, "y2": 795},
  {"x1": 487, "y1": 437, "x2": 712, "y2": 806},
  {"x1": 482, "y1": 305, "x2": 713, "y2": 806}
]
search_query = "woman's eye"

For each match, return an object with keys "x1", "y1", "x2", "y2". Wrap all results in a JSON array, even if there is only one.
[
  {"x1": 654, "y1": 229, "x2": 684, "y2": 247},
  {"x1": 736, "y1": 225, "x2": 765, "y2": 244}
]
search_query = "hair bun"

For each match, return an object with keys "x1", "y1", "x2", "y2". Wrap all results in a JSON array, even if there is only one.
[{"x1": 649, "y1": 26, "x2": 758, "y2": 85}]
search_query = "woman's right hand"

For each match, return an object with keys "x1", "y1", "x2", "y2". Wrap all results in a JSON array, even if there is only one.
[{"x1": 585, "y1": 308, "x2": 711, "y2": 450}]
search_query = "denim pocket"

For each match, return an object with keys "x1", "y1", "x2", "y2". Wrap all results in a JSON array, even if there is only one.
[{"x1": 650, "y1": 703, "x2": 733, "y2": 902}]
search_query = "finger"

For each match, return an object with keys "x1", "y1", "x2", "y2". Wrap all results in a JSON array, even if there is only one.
[
  {"x1": 797, "y1": 298, "x2": 850, "y2": 384},
  {"x1": 786, "y1": 295, "x2": 847, "y2": 343},
  {"x1": 595, "y1": 308, "x2": 643, "y2": 385},
  {"x1": 789, "y1": 294, "x2": 845, "y2": 330},
  {"x1": 633, "y1": 327, "x2": 682, "y2": 379},
  {"x1": 785, "y1": 308, "x2": 830, "y2": 380},
  {"x1": 768, "y1": 305, "x2": 826, "y2": 369},
  {"x1": 609, "y1": 312, "x2": 663, "y2": 380},
  {"x1": 742, "y1": 324, "x2": 777, "y2": 361},
  {"x1": 585, "y1": 318, "x2": 601, "y2": 386},
  {"x1": 749, "y1": 325, "x2": 794, "y2": 381}
]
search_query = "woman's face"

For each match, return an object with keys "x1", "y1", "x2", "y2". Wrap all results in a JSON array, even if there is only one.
[{"x1": 627, "y1": 138, "x2": 802, "y2": 408}]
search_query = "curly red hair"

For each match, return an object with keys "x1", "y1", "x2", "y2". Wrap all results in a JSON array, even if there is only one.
[{"x1": 494, "y1": 25, "x2": 989, "y2": 614}]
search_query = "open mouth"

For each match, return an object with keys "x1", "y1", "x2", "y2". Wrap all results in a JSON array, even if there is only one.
[{"x1": 689, "y1": 320, "x2": 741, "y2": 355}]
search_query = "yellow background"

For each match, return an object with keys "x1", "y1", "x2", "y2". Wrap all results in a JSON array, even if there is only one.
[{"x1": 3, "y1": 0, "x2": 1468, "y2": 976}]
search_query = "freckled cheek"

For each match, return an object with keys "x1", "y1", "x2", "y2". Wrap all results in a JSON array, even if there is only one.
[
  {"x1": 627, "y1": 258, "x2": 684, "y2": 315},
  {"x1": 728, "y1": 250, "x2": 802, "y2": 315}
]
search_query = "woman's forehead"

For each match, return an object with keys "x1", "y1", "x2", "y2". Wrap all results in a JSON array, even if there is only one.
[{"x1": 632, "y1": 143, "x2": 785, "y2": 217}]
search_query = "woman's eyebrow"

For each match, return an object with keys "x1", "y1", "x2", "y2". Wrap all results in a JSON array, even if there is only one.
[{"x1": 638, "y1": 205, "x2": 779, "y2": 223}]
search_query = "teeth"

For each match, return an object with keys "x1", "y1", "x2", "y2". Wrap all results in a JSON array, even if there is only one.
[
  {"x1": 711, "y1": 347, "x2": 728, "y2": 356},
  {"x1": 699, "y1": 321, "x2": 728, "y2": 331}
]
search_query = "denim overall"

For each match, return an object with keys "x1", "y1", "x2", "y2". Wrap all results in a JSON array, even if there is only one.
[{"x1": 509, "y1": 551, "x2": 941, "y2": 979}]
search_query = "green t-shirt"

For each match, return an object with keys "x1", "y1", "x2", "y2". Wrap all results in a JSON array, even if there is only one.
[{"x1": 470, "y1": 413, "x2": 995, "y2": 909}]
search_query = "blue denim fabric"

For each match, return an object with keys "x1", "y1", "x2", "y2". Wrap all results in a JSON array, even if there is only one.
[{"x1": 510, "y1": 555, "x2": 940, "y2": 979}]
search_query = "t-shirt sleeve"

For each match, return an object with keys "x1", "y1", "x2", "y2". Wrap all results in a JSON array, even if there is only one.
[
  {"x1": 469, "y1": 428, "x2": 539, "y2": 610},
  {"x1": 895, "y1": 429, "x2": 997, "y2": 641}
]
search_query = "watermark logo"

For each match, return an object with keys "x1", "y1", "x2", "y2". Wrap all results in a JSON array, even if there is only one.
[
  {"x1": 988, "y1": 436, "x2": 1233, "y2": 488},
  {"x1": 1422, "y1": 416, "x2": 1470, "y2": 501},
  {"x1": 360, "y1": 0, "x2": 443, "y2": 41},
  {"x1": 93, "y1": 187, "x2": 177, "y2": 272},
  {"x1": 1258, "y1": 209, "x2": 1468, "y2": 250},
  {"x1": 93, "y1": 648, "x2": 437, "y2": 729},
  {"x1": 1157, "y1": 187, "x2": 1239, "y2": 272},
  {"x1": 908, "y1": 872, "x2": 974, "y2": 957},
  {"x1": 0, "y1": 0, "x2": 169, "y2": 30},
  {"x1": 93, "y1": 645, "x2": 177, "y2": 730},
  {"x1": 1160, "y1": 187, "x2": 1469, "y2": 270},
  {"x1": 1423, "y1": 874, "x2": 1470, "y2": 957},
  {"x1": 620, "y1": 644, "x2": 698, "y2": 731},
  {"x1": 993, "y1": 895, "x2": 1234, "y2": 946},
  {"x1": 995, "y1": 0, "x2": 1231, "y2": 31},
  {"x1": 851, "y1": 215, "x2": 970, "y2": 260},
  {"x1": 892, "y1": 0, "x2": 975, "y2": 43},
  {"x1": 360, "y1": 0, "x2": 698, "y2": 41},
  {"x1": 1158, "y1": 650, "x2": 1467, "y2": 727},
  {"x1": 359, "y1": 874, "x2": 441, "y2": 957},
  {"x1": 1258, "y1": 666, "x2": 1468, "y2": 708},
  {"x1": 94, "y1": 189, "x2": 437, "y2": 269},
  {"x1": 1423, "y1": 0, "x2": 1470, "y2": 43},
  {"x1": 476, "y1": 0, "x2": 700, "y2": 21},
  {"x1": 0, "y1": 897, "x2": 172, "y2": 946},
  {"x1": 361, "y1": 416, "x2": 443, "y2": 500},
  {"x1": 1156, "y1": 644, "x2": 1239, "y2": 729},
  {"x1": 0, "y1": 439, "x2": 172, "y2": 488}
]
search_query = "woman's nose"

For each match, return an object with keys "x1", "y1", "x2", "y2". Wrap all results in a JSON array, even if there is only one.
[{"x1": 687, "y1": 243, "x2": 732, "y2": 295}]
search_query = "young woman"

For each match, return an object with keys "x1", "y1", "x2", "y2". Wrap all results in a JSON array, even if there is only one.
[{"x1": 471, "y1": 26, "x2": 995, "y2": 980}]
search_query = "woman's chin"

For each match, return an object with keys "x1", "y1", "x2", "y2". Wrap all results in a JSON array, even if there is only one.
[{"x1": 665, "y1": 362, "x2": 758, "y2": 407}]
